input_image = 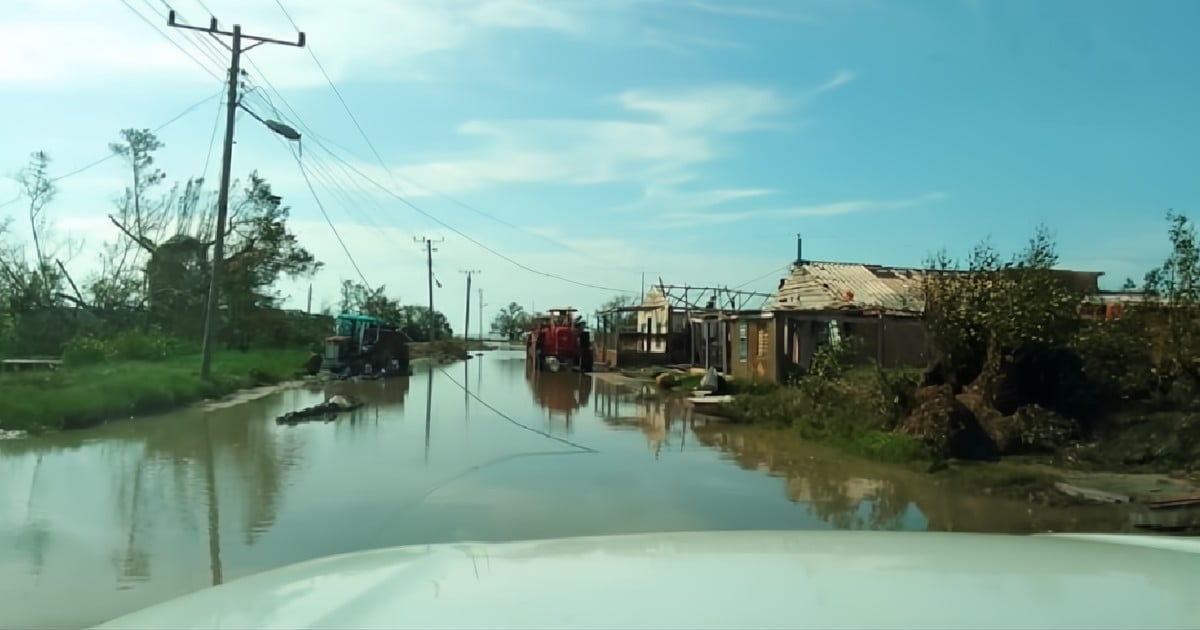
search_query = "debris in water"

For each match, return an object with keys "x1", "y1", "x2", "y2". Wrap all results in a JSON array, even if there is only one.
[
  {"x1": 276, "y1": 395, "x2": 364, "y2": 425},
  {"x1": 0, "y1": 429, "x2": 27, "y2": 440}
]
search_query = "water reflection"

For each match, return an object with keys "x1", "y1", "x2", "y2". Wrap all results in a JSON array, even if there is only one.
[
  {"x1": 0, "y1": 351, "x2": 1143, "y2": 630},
  {"x1": 592, "y1": 379, "x2": 705, "y2": 457},
  {"x1": 696, "y1": 427, "x2": 1134, "y2": 533},
  {"x1": 524, "y1": 361, "x2": 592, "y2": 429}
]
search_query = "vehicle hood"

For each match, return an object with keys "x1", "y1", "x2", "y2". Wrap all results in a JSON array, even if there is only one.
[{"x1": 94, "y1": 530, "x2": 1200, "y2": 629}]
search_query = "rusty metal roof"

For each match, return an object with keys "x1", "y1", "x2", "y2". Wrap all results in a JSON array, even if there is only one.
[{"x1": 767, "y1": 262, "x2": 927, "y2": 315}]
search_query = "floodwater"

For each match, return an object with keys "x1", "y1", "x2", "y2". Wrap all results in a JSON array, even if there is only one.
[{"x1": 0, "y1": 350, "x2": 1132, "y2": 629}]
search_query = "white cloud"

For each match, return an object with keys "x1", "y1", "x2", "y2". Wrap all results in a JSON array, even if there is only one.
[
  {"x1": 654, "y1": 192, "x2": 949, "y2": 227},
  {"x1": 0, "y1": 0, "x2": 586, "y2": 89},
  {"x1": 361, "y1": 76, "x2": 825, "y2": 207}
]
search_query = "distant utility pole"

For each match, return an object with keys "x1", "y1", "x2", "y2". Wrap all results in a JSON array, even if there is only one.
[
  {"x1": 306, "y1": 283, "x2": 312, "y2": 315},
  {"x1": 415, "y1": 236, "x2": 444, "y2": 341},
  {"x1": 460, "y1": 270, "x2": 481, "y2": 343},
  {"x1": 478, "y1": 288, "x2": 485, "y2": 343},
  {"x1": 167, "y1": 11, "x2": 305, "y2": 380}
]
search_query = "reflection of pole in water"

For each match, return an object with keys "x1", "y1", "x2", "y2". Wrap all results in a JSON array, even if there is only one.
[
  {"x1": 463, "y1": 360, "x2": 470, "y2": 426},
  {"x1": 204, "y1": 416, "x2": 223, "y2": 586},
  {"x1": 424, "y1": 368, "x2": 433, "y2": 465}
]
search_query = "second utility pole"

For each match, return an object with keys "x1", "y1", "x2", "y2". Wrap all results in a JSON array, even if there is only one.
[
  {"x1": 415, "y1": 236, "x2": 444, "y2": 341},
  {"x1": 167, "y1": 11, "x2": 305, "y2": 380},
  {"x1": 460, "y1": 270, "x2": 480, "y2": 344}
]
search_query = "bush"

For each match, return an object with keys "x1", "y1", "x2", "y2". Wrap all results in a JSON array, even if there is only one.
[
  {"x1": 109, "y1": 330, "x2": 184, "y2": 361},
  {"x1": 61, "y1": 331, "x2": 189, "y2": 366},
  {"x1": 62, "y1": 335, "x2": 111, "y2": 366},
  {"x1": 722, "y1": 366, "x2": 925, "y2": 462}
]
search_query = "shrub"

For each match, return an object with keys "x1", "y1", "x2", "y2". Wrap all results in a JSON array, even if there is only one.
[{"x1": 62, "y1": 335, "x2": 111, "y2": 366}]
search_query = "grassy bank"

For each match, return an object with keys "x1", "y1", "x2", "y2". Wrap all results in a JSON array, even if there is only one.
[
  {"x1": 0, "y1": 349, "x2": 308, "y2": 433},
  {"x1": 711, "y1": 367, "x2": 927, "y2": 464},
  {"x1": 409, "y1": 338, "x2": 488, "y2": 363}
]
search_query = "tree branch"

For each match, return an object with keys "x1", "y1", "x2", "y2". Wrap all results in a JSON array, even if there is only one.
[{"x1": 108, "y1": 214, "x2": 157, "y2": 254}]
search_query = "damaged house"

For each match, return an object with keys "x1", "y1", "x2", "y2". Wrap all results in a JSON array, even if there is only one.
[
  {"x1": 727, "y1": 237, "x2": 1105, "y2": 383},
  {"x1": 726, "y1": 261, "x2": 934, "y2": 383}
]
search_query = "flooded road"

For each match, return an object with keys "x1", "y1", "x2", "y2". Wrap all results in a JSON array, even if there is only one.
[{"x1": 0, "y1": 350, "x2": 1132, "y2": 629}]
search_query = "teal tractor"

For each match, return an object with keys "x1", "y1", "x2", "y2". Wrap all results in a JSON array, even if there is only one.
[{"x1": 308, "y1": 314, "x2": 410, "y2": 377}]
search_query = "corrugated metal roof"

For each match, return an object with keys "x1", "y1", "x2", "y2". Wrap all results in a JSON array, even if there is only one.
[{"x1": 768, "y1": 262, "x2": 926, "y2": 314}]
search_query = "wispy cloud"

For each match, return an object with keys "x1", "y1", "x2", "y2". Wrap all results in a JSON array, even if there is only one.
[
  {"x1": 810, "y1": 69, "x2": 857, "y2": 95},
  {"x1": 1, "y1": 0, "x2": 589, "y2": 89},
  {"x1": 685, "y1": 1, "x2": 814, "y2": 23},
  {"x1": 655, "y1": 192, "x2": 949, "y2": 227},
  {"x1": 640, "y1": 28, "x2": 749, "y2": 54}
]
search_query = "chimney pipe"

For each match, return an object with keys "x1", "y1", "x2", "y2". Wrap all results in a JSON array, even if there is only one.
[{"x1": 795, "y1": 233, "x2": 803, "y2": 265}]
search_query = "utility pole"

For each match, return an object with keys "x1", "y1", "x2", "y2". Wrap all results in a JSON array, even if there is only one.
[
  {"x1": 306, "y1": 283, "x2": 312, "y2": 315},
  {"x1": 460, "y1": 270, "x2": 480, "y2": 344},
  {"x1": 478, "y1": 288, "x2": 485, "y2": 343},
  {"x1": 415, "y1": 236, "x2": 443, "y2": 341},
  {"x1": 168, "y1": 11, "x2": 305, "y2": 379}
]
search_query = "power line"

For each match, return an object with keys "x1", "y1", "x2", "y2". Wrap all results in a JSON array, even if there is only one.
[
  {"x1": 268, "y1": 0, "x2": 639, "y2": 278},
  {"x1": 39, "y1": 90, "x2": 221, "y2": 185},
  {"x1": 200, "y1": 90, "x2": 224, "y2": 181},
  {"x1": 117, "y1": 0, "x2": 224, "y2": 81},
  {"x1": 732, "y1": 264, "x2": 792, "y2": 290},
  {"x1": 145, "y1": 0, "x2": 227, "y2": 70},
  {"x1": 271, "y1": 0, "x2": 397, "y2": 189},
  {"x1": 438, "y1": 366, "x2": 597, "y2": 453},
  {"x1": 290, "y1": 146, "x2": 371, "y2": 290},
  {"x1": 316, "y1": 150, "x2": 629, "y2": 293},
  {"x1": 234, "y1": 43, "x2": 626, "y2": 292}
]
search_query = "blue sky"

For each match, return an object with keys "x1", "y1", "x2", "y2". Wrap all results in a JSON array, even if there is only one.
[{"x1": 2, "y1": 0, "x2": 1198, "y2": 325}]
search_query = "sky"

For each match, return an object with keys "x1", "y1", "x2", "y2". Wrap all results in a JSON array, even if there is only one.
[{"x1": 2, "y1": 0, "x2": 1199, "y2": 331}]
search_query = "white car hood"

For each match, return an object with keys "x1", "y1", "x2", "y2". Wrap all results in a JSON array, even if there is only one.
[{"x1": 94, "y1": 530, "x2": 1200, "y2": 629}]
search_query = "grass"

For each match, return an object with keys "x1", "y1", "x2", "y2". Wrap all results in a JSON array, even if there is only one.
[
  {"x1": 410, "y1": 339, "x2": 474, "y2": 362},
  {"x1": 0, "y1": 348, "x2": 308, "y2": 433},
  {"x1": 716, "y1": 366, "x2": 927, "y2": 464}
]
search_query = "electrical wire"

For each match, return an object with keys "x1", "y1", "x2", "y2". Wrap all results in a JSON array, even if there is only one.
[
  {"x1": 438, "y1": 366, "x2": 597, "y2": 453},
  {"x1": 117, "y1": 0, "x2": 224, "y2": 81},
  {"x1": 40, "y1": 90, "x2": 221, "y2": 185},
  {"x1": 268, "y1": 0, "x2": 642, "y2": 276},
  {"x1": 732, "y1": 264, "x2": 792, "y2": 290},
  {"x1": 145, "y1": 0, "x2": 228, "y2": 71},
  {"x1": 200, "y1": 92, "x2": 224, "y2": 182},
  {"x1": 289, "y1": 146, "x2": 372, "y2": 290},
  {"x1": 315, "y1": 149, "x2": 630, "y2": 293}
]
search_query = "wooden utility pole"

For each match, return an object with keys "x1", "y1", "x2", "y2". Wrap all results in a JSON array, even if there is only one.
[
  {"x1": 415, "y1": 236, "x2": 444, "y2": 341},
  {"x1": 478, "y1": 288, "x2": 484, "y2": 343},
  {"x1": 168, "y1": 11, "x2": 305, "y2": 379},
  {"x1": 460, "y1": 270, "x2": 480, "y2": 343}
]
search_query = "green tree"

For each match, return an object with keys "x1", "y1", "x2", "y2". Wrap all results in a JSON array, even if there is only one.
[
  {"x1": 491, "y1": 302, "x2": 531, "y2": 340},
  {"x1": 338, "y1": 280, "x2": 402, "y2": 322},
  {"x1": 922, "y1": 225, "x2": 1082, "y2": 401},
  {"x1": 1143, "y1": 210, "x2": 1200, "y2": 390}
]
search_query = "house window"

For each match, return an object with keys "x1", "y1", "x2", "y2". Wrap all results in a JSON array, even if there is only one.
[{"x1": 738, "y1": 322, "x2": 748, "y2": 362}]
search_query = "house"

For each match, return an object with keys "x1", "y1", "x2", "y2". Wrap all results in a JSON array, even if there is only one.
[
  {"x1": 594, "y1": 287, "x2": 691, "y2": 368},
  {"x1": 726, "y1": 242, "x2": 1106, "y2": 383}
]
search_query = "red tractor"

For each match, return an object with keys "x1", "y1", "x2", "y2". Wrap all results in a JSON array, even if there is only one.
[{"x1": 526, "y1": 307, "x2": 593, "y2": 373}]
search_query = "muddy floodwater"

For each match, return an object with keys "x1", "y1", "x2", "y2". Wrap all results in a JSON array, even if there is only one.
[{"x1": 0, "y1": 350, "x2": 1135, "y2": 629}]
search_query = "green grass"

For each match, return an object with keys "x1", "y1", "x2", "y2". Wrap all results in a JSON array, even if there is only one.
[
  {"x1": 0, "y1": 349, "x2": 308, "y2": 433},
  {"x1": 717, "y1": 367, "x2": 927, "y2": 464}
]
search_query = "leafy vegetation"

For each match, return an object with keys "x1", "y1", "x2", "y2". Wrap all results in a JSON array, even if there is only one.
[
  {"x1": 0, "y1": 128, "x2": 462, "y2": 432},
  {"x1": 491, "y1": 301, "x2": 532, "y2": 340},
  {"x1": 337, "y1": 280, "x2": 452, "y2": 341},
  {"x1": 726, "y1": 212, "x2": 1200, "y2": 472}
]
